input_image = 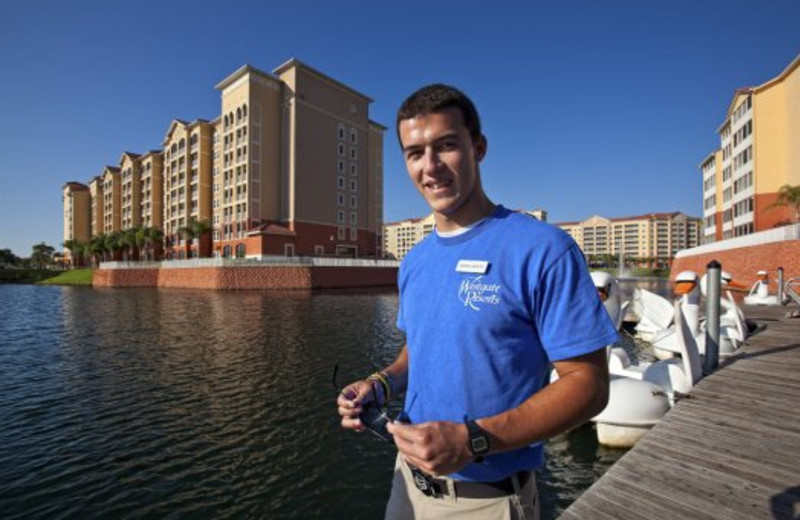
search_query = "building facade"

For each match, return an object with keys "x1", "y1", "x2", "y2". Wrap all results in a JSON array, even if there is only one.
[
  {"x1": 62, "y1": 182, "x2": 91, "y2": 261},
  {"x1": 383, "y1": 213, "x2": 436, "y2": 260},
  {"x1": 62, "y1": 58, "x2": 384, "y2": 260},
  {"x1": 557, "y1": 212, "x2": 701, "y2": 267},
  {"x1": 701, "y1": 54, "x2": 800, "y2": 243}
]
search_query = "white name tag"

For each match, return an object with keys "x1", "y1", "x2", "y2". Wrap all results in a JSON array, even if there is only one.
[{"x1": 456, "y1": 260, "x2": 489, "y2": 274}]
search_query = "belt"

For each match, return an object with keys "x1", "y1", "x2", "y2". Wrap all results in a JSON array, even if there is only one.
[{"x1": 408, "y1": 463, "x2": 532, "y2": 499}]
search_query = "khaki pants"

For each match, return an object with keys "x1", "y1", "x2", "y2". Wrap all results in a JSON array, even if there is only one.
[{"x1": 385, "y1": 455, "x2": 539, "y2": 520}]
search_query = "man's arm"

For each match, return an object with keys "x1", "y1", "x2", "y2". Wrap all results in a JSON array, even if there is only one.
[
  {"x1": 386, "y1": 348, "x2": 609, "y2": 476},
  {"x1": 337, "y1": 345, "x2": 409, "y2": 431}
]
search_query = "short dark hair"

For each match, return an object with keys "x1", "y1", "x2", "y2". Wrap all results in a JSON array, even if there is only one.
[{"x1": 396, "y1": 84, "x2": 482, "y2": 146}]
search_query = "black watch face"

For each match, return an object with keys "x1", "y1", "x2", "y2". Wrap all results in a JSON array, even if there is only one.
[{"x1": 470, "y1": 436, "x2": 489, "y2": 454}]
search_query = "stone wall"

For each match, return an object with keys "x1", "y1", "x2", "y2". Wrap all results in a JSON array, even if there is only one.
[
  {"x1": 93, "y1": 265, "x2": 398, "y2": 290},
  {"x1": 669, "y1": 240, "x2": 800, "y2": 287}
]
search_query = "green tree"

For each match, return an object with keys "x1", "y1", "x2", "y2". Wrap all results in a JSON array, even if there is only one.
[
  {"x1": 767, "y1": 184, "x2": 800, "y2": 224},
  {"x1": 178, "y1": 218, "x2": 213, "y2": 258},
  {"x1": 31, "y1": 242, "x2": 56, "y2": 269},
  {"x1": 142, "y1": 227, "x2": 164, "y2": 261},
  {"x1": 62, "y1": 239, "x2": 87, "y2": 267},
  {"x1": 89, "y1": 235, "x2": 106, "y2": 266},
  {"x1": 0, "y1": 248, "x2": 20, "y2": 265},
  {"x1": 121, "y1": 228, "x2": 139, "y2": 261}
]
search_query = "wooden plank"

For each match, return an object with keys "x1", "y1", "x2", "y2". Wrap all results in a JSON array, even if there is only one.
[
  {"x1": 664, "y1": 405, "x2": 800, "y2": 446},
  {"x1": 634, "y1": 428, "x2": 800, "y2": 488},
  {"x1": 559, "y1": 310, "x2": 800, "y2": 520},
  {"x1": 611, "y1": 452, "x2": 774, "y2": 520}
]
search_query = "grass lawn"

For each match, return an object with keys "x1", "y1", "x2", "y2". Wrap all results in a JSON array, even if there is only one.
[{"x1": 37, "y1": 269, "x2": 94, "y2": 286}]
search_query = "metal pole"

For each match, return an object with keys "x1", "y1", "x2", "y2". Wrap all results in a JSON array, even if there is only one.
[
  {"x1": 704, "y1": 260, "x2": 721, "y2": 375},
  {"x1": 777, "y1": 267, "x2": 785, "y2": 306}
]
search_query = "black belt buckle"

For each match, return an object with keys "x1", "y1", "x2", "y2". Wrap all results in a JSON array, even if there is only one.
[{"x1": 409, "y1": 465, "x2": 443, "y2": 498}]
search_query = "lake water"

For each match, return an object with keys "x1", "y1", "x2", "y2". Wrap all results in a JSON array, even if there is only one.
[{"x1": 0, "y1": 283, "x2": 663, "y2": 519}]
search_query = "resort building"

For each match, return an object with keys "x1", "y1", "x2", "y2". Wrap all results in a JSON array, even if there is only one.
[
  {"x1": 383, "y1": 214, "x2": 436, "y2": 260},
  {"x1": 139, "y1": 151, "x2": 164, "y2": 230},
  {"x1": 162, "y1": 119, "x2": 215, "y2": 258},
  {"x1": 62, "y1": 58, "x2": 384, "y2": 260},
  {"x1": 88, "y1": 176, "x2": 103, "y2": 238},
  {"x1": 557, "y1": 212, "x2": 701, "y2": 268},
  {"x1": 701, "y1": 53, "x2": 800, "y2": 243},
  {"x1": 62, "y1": 182, "x2": 91, "y2": 261},
  {"x1": 101, "y1": 166, "x2": 121, "y2": 234},
  {"x1": 119, "y1": 152, "x2": 142, "y2": 231}
]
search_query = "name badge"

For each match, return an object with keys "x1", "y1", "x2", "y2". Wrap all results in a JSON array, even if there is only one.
[{"x1": 456, "y1": 260, "x2": 489, "y2": 274}]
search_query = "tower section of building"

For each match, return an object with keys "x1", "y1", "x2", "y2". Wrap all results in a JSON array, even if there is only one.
[
  {"x1": 272, "y1": 59, "x2": 384, "y2": 257},
  {"x1": 62, "y1": 182, "x2": 91, "y2": 261},
  {"x1": 101, "y1": 166, "x2": 121, "y2": 234},
  {"x1": 162, "y1": 119, "x2": 214, "y2": 258},
  {"x1": 140, "y1": 151, "x2": 164, "y2": 229},
  {"x1": 214, "y1": 65, "x2": 283, "y2": 258},
  {"x1": 88, "y1": 176, "x2": 104, "y2": 238},
  {"x1": 701, "y1": 54, "x2": 799, "y2": 242},
  {"x1": 119, "y1": 152, "x2": 142, "y2": 230}
]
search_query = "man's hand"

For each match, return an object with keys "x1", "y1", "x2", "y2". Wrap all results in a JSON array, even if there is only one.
[
  {"x1": 386, "y1": 420, "x2": 473, "y2": 476},
  {"x1": 337, "y1": 380, "x2": 383, "y2": 432}
]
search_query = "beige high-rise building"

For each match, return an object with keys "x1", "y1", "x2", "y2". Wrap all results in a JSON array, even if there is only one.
[
  {"x1": 62, "y1": 58, "x2": 384, "y2": 260},
  {"x1": 119, "y1": 152, "x2": 142, "y2": 231},
  {"x1": 213, "y1": 60, "x2": 385, "y2": 258},
  {"x1": 88, "y1": 176, "x2": 103, "y2": 238},
  {"x1": 701, "y1": 54, "x2": 800, "y2": 243},
  {"x1": 383, "y1": 213, "x2": 436, "y2": 260},
  {"x1": 62, "y1": 182, "x2": 90, "y2": 260},
  {"x1": 557, "y1": 212, "x2": 701, "y2": 267},
  {"x1": 162, "y1": 119, "x2": 214, "y2": 258},
  {"x1": 140, "y1": 151, "x2": 164, "y2": 229},
  {"x1": 101, "y1": 166, "x2": 121, "y2": 234}
]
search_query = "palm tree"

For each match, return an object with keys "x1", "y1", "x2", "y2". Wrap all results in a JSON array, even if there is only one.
[
  {"x1": 140, "y1": 227, "x2": 164, "y2": 261},
  {"x1": 767, "y1": 184, "x2": 800, "y2": 224},
  {"x1": 121, "y1": 228, "x2": 139, "y2": 261},
  {"x1": 134, "y1": 227, "x2": 149, "y2": 261},
  {"x1": 178, "y1": 218, "x2": 213, "y2": 258},
  {"x1": 89, "y1": 235, "x2": 105, "y2": 266},
  {"x1": 62, "y1": 239, "x2": 78, "y2": 267}
]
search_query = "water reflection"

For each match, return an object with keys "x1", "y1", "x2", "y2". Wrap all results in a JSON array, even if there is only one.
[{"x1": 0, "y1": 283, "x2": 664, "y2": 519}]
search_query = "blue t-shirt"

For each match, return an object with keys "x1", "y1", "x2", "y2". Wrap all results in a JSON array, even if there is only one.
[{"x1": 397, "y1": 206, "x2": 618, "y2": 482}]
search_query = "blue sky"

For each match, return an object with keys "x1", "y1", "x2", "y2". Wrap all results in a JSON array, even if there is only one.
[{"x1": 1, "y1": 0, "x2": 798, "y2": 256}]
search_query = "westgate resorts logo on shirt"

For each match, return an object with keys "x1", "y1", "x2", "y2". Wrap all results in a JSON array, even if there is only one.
[{"x1": 458, "y1": 276, "x2": 501, "y2": 311}]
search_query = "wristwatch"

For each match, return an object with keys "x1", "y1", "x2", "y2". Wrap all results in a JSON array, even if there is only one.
[{"x1": 465, "y1": 419, "x2": 490, "y2": 462}]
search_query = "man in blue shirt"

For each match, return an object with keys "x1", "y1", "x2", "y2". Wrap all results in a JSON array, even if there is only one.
[{"x1": 337, "y1": 84, "x2": 617, "y2": 519}]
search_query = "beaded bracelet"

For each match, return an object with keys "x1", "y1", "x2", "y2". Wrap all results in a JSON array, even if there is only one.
[{"x1": 367, "y1": 371, "x2": 392, "y2": 404}]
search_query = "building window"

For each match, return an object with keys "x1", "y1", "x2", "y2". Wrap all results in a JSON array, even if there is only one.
[
  {"x1": 350, "y1": 228, "x2": 357, "y2": 241},
  {"x1": 338, "y1": 193, "x2": 345, "y2": 207},
  {"x1": 350, "y1": 179, "x2": 357, "y2": 192},
  {"x1": 350, "y1": 128, "x2": 357, "y2": 144},
  {"x1": 338, "y1": 160, "x2": 345, "y2": 173},
  {"x1": 350, "y1": 195, "x2": 357, "y2": 208},
  {"x1": 338, "y1": 143, "x2": 345, "y2": 156},
  {"x1": 338, "y1": 176, "x2": 345, "y2": 189},
  {"x1": 314, "y1": 245, "x2": 325, "y2": 255},
  {"x1": 349, "y1": 147, "x2": 357, "y2": 160},
  {"x1": 350, "y1": 212, "x2": 357, "y2": 225},
  {"x1": 350, "y1": 163, "x2": 357, "y2": 176},
  {"x1": 338, "y1": 226, "x2": 345, "y2": 240},
  {"x1": 338, "y1": 124, "x2": 345, "y2": 140},
  {"x1": 338, "y1": 210, "x2": 345, "y2": 224}
]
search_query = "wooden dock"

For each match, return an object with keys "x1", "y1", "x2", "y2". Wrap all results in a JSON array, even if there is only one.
[{"x1": 559, "y1": 304, "x2": 800, "y2": 520}]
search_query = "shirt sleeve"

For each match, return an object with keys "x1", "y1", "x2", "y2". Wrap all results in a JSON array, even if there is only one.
[{"x1": 532, "y1": 244, "x2": 619, "y2": 362}]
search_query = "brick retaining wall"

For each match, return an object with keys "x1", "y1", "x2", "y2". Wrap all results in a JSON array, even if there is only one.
[
  {"x1": 669, "y1": 240, "x2": 800, "y2": 287},
  {"x1": 93, "y1": 265, "x2": 398, "y2": 290}
]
